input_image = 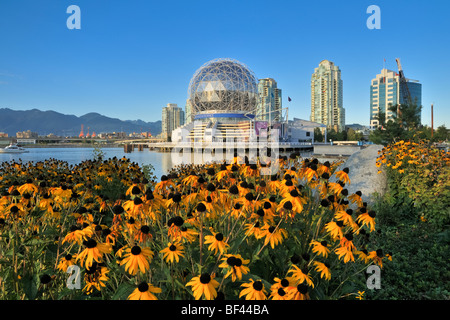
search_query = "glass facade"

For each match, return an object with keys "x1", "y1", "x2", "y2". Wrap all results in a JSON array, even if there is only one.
[
  {"x1": 370, "y1": 69, "x2": 422, "y2": 128},
  {"x1": 188, "y1": 58, "x2": 258, "y2": 116}
]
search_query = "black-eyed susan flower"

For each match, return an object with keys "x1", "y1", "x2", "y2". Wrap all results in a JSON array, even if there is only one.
[
  {"x1": 219, "y1": 254, "x2": 250, "y2": 282},
  {"x1": 356, "y1": 210, "x2": 376, "y2": 232},
  {"x1": 62, "y1": 225, "x2": 88, "y2": 245},
  {"x1": 368, "y1": 249, "x2": 385, "y2": 268},
  {"x1": 335, "y1": 245, "x2": 355, "y2": 264},
  {"x1": 119, "y1": 245, "x2": 154, "y2": 275},
  {"x1": 76, "y1": 238, "x2": 112, "y2": 268},
  {"x1": 83, "y1": 262, "x2": 109, "y2": 295},
  {"x1": 310, "y1": 240, "x2": 330, "y2": 258},
  {"x1": 269, "y1": 277, "x2": 293, "y2": 300},
  {"x1": 186, "y1": 273, "x2": 219, "y2": 300},
  {"x1": 324, "y1": 220, "x2": 344, "y2": 240},
  {"x1": 313, "y1": 261, "x2": 331, "y2": 280},
  {"x1": 128, "y1": 282, "x2": 161, "y2": 300},
  {"x1": 135, "y1": 224, "x2": 153, "y2": 243},
  {"x1": 290, "y1": 283, "x2": 310, "y2": 300},
  {"x1": 239, "y1": 279, "x2": 267, "y2": 300},
  {"x1": 160, "y1": 241, "x2": 185, "y2": 263},
  {"x1": 17, "y1": 179, "x2": 38, "y2": 196},
  {"x1": 334, "y1": 167, "x2": 350, "y2": 184},
  {"x1": 287, "y1": 265, "x2": 314, "y2": 288},
  {"x1": 260, "y1": 223, "x2": 287, "y2": 249},
  {"x1": 57, "y1": 253, "x2": 76, "y2": 272},
  {"x1": 204, "y1": 230, "x2": 229, "y2": 255},
  {"x1": 244, "y1": 221, "x2": 264, "y2": 239},
  {"x1": 356, "y1": 249, "x2": 371, "y2": 264}
]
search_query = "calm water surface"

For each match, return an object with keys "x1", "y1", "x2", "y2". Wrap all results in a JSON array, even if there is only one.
[
  {"x1": 0, "y1": 147, "x2": 330, "y2": 180},
  {"x1": 0, "y1": 147, "x2": 174, "y2": 179}
]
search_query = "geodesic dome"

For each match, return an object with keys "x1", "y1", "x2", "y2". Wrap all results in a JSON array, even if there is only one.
[{"x1": 187, "y1": 58, "x2": 258, "y2": 115}]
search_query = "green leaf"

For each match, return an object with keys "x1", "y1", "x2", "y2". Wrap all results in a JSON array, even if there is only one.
[{"x1": 21, "y1": 274, "x2": 38, "y2": 300}]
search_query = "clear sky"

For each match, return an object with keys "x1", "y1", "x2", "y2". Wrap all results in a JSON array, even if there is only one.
[{"x1": 0, "y1": 0, "x2": 449, "y2": 127}]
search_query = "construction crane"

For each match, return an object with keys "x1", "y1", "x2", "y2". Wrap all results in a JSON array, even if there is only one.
[{"x1": 395, "y1": 58, "x2": 413, "y2": 106}]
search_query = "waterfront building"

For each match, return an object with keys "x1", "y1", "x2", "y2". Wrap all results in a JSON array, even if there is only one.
[
  {"x1": 310, "y1": 60, "x2": 345, "y2": 132},
  {"x1": 162, "y1": 103, "x2": 185, "y2": 141},
  {"x1": 16, "y1": 130, "x2": 38, "y2": 139},
  {"x1": 173, "y1": 58, "x2": 260, "y2": 143},
  {"x1": 256, "y1": 78, "x2": 282, "y2": 123},
  {"x1": 287, "y1": 118, "x2": 326, "y2": 143},
  {"x1": 185, "y1": 99, "x2": 194, "y2": 125},
  {"x1": 369, "y1": 68, "x2": 422, "y2": 128}
]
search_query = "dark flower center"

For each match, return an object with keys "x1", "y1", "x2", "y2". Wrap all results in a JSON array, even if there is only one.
[
  {"x1": 138, "y1": 282, "x2": 149, "y2": 292},
  {"x1": 297, "y1": 283, "x2": 308, "y2": 294},
  {"x1": 277, "y1": 288, "x2": 286, "y2": 296},
  {"x1": 227, "y1": 256, "x2": 237, "y2": 266},
  {"x1": 280, "y1": 278, "x2": 289, "y2": 287},
  {"x1": 245, "y1": 193, "x2": 254, "y2": 201},
  {"x1": 113, "y1": 205, "x2": 124, "y2": 214},
  {"x1": 229, "y1": 185, "x2": 239, "y2": 195},
  {"x1": 196, "y1": 203, "x2": 207, "y2": 212},
  {"x1": 215, "y1": 233, "x2": 224, "y2": 241},
  {"x1": 85, "y1": 239, "x2": 97, "y2": 248},
  {"x1": 131, "y1": 186, "x2": 141, "y2": 195},
  {"x1": 140, "y1": 225, "x2": 150, "y2": 234},
  {"x1": 283, "y1": 201, "x2": 293, "y2": 210},
  {"x1": 169, "y1": 244, "x2": 177, "y2": 251},
  {"x1": 200, "y1": 273, "x2": 211, "y2": 284},
  {"x1": 131, "y1": 245, "x2": 142, "y2": 255},
  {"x1": 252, "y1": 281, "x2": 263, "y2": 291},
  {"x1": 263, "y1": 201, "x2": 272, "y2": 209}
]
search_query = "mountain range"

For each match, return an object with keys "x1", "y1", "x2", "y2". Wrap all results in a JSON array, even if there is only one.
[{"x1": 0, "y1": 108, "x2": 161, "y2": 137}]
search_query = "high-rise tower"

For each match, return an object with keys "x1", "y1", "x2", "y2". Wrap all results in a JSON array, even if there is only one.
[{"x1": 310, "y1": 60, "x2": 345, "y2": 132}]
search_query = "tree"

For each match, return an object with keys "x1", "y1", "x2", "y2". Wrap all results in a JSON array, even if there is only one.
[
  {"x1": 369, "y1": 102, "x2": 423, "y2": 145},
  {"x1": 314, "y1": 127, "x2": 324, "y2": 142}
]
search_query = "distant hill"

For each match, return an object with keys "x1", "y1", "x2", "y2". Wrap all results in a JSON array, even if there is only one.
[{"x1": 0, "y1": 108, "x2": 161, "y2": 137}]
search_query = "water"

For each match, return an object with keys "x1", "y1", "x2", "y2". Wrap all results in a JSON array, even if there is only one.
[
  {"x1": 0, "y1": 147, "x2": 340, "y2": 180},
  {"x1": 0, "y1": 147, "x2": 174, "y2": 179}
]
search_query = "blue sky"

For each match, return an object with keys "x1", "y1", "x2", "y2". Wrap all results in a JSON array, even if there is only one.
[{"x1": 0, "y1": 0, "x2": 449, "y2": 128}]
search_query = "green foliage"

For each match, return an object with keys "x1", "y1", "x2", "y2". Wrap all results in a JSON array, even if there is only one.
[{"x1": 365, "y1": 194, "x2": 450, "y2": 300}]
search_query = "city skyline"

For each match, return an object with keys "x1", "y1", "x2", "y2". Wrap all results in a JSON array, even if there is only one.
[{"x1": 1, "y1": 0, "x2": 449, "y2": 128}]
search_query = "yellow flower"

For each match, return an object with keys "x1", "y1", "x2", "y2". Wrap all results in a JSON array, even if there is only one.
[
  {"x1": 160, "y1": 242, "x2": 185, "y2": 263},
  {"x1": 239, "y1": 279, "x2": 267, "y2": 300},
  {"x1": 356, "y1": 210, "x2": 376, "y2": 232},
  {"x1": 219, "y1": 254, "x2": 250, "y2": 282},
  {"x1": 186, "y1": 273, "x2": 219, "y2": 300},
  {"x1": 119, "y1": 245, "x2": 154, "y2": 275},
  {"x1": 310, "y1": 240, "x2": 330, "y2": 258},
  {"x1": 76, "y1": 239, "x2": 112, "y2": 268},
  {"x1": 204, "y1": 230, "x2": 229, "y2": 255},
  {"x1": 261, "y1": 224, "x2": 288, "y2": 249},
  {"x1": 287, "y1": 264, "x2": 315, "y2": 288},
  {"x1": 128, "y1": 282, "x2": 161, "y2": 300},
  {"x1": 269, "y1": 277, "x2": 293, "y2": 300},
  {"x1": 313, "y1": 261, "x2": 331, "y2": 280},
  {"x1": 335, "y1": 245, "x2": 355, "y2": 263}
]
